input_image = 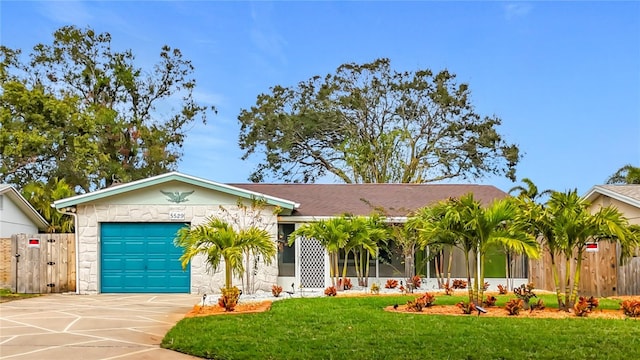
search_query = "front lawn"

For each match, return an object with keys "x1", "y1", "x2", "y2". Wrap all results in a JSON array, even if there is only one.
[
  {"x1": 162, "y1": 294, "x2": 639, "y2": 359},
  {"x1": 0, "y1": 288, "x2": 40, "y2": 303}
]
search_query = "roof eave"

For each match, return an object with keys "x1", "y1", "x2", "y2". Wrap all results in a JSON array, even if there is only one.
[
  {"x1": 53, "y1": 172, "x2": 298, "y2": 210},
  {"x1": 1, "y1": 186, "x2": 50, "y2": 231},
  {"x1": 583, "y1": 185, "x2": 640, "y2": 209}
]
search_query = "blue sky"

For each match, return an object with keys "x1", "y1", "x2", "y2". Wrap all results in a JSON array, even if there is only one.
[{"x1": 1, "y1": 1, "x2": 639, "y2": 195}]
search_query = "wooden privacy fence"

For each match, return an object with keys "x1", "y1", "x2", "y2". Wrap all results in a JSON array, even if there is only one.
[
  {"x1": 529, "y1": 241, "x2": 640, "y2": 297},
  {"x1": 1, "y1": 234, "x2": 76, "y2": 294}
]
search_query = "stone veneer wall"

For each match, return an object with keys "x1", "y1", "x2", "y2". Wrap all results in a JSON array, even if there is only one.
[{"x1": 76, "y1": 204, "x2": 278, "y2": 294}]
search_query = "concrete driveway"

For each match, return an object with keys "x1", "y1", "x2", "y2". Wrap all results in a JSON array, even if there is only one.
[{"x1": 0, "y1": 294, "x2": 202, "y2": 360}]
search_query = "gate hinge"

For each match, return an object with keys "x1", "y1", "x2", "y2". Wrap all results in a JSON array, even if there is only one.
[
  {"x1": 46, "y1": 283, "x2": 55, "y2": 287},
  {"x1": 47, "y1": 239, "x2": 56, "y2": 243},
  {"x1": 47, "y1": 261, "x2": 56, "y2": 265}
]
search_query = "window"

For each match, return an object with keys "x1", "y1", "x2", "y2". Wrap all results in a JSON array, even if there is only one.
[{"x1": 277, "y1": 224, "x2": 296, "y2": 276}]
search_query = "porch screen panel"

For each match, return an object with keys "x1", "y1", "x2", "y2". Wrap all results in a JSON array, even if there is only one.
[{"x1": 300, "y1": 237, "x2": 325, "y2": 288}]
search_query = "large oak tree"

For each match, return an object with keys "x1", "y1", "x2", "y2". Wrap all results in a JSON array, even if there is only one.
[
  {"x1": 239, "y1": 58, "x2": 520, "y2": 183},
  {"x1": 1, "y1": 26, "x2": 214, "y2": 192}
]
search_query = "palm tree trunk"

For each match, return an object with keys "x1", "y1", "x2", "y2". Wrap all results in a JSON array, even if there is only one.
[
  {"x1": 473, "y1": 250, "x2": 480, "y2": 305},
  {"x1": 550, "y1": 253, "x2": 564, "y2": 310},
  {"x1": 505, "y1": 251, "x2": 511, "y2": 291},
  {"x1": 333, "y1": 252, "x2": 340, "y2": 288},
  {"x1": 340, "y1": 251, "x2": 349, "y2": 290},
  {"x1": 364, "y1": 252, "x2": 370, "y2": 287},
  {"x1": 479, "y1": 253, "x2": 486, "y2": 305},
  {"x1": 570, "y1": 250, "x2": 584, "y2": 306},
  {"x1": 446, "y1": 247, "x2": 453, "y2": 289},
  {"x1": 434, "y1": 255, "x2": 443, "y2": 288},
  {"x1": 329, "y1": 252, "x2": 337, "y2": 287},
  {"x1": 225, "y1": 259, "x2": 233, "y2": 290},
  {"x1": 564, "y1": 254, "x2": 572, "y2": 311},
  {"x1": 464, "y1": 250, "x2": 473, "y2": 304}
]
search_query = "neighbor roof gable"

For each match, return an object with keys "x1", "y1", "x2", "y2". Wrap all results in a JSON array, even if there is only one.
[
  {"x1": 584, "y1": 185, "x2": 640, "y2": 209},
  {"x1": 0, "y1": 184, "x2": 50, "y2": 231},
  {"x1": 53, "y1": 172, "x2": 299, "y2": 210}
]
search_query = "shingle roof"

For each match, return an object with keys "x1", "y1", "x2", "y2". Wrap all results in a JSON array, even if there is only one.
[
  {"x1": 584, "y1": 185, "x2": 640, "y2": 208},
  {"x1": 232, "y1": 183, "x2": 508, "y2": 217}
]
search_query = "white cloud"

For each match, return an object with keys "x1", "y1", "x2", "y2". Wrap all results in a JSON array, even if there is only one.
[
  {"x1": 37, "y1": 0, "x2": 94, "y2": 25},
  {"x1": 504, "y1": 3, "x2": 533, "y2": 20}
]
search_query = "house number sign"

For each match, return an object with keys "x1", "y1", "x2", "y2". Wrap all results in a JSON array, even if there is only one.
[{"x1": 169, "y1": 211, "x2": 186, "y2": 221}]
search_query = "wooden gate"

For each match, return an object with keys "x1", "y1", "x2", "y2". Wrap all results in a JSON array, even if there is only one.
[
  {"x1": 11, "y1": 234, "x2": 75, "y2": 294},
  {"x1": 529, "y1": 241, "x2": 626, "y2": 297}
]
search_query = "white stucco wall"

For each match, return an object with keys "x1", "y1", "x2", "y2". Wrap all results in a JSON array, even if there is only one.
[{"x1": 76, "y1": 202, "x2": 279, "y2": 295}]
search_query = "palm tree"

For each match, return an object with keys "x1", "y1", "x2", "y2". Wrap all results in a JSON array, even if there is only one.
[
  {"x1": 514, "y1": 195, "x2": 566, "y2": 309},
  {"x1": 469, "y1": 197, "x2": 539, "y2": 304},
  {"x1": 22, "y1": 178, "x2": 75, "y2": 233},
  {"x1": 509, "y1": 178, "x2": 552, "y2": 202},
  {"x1": 344, "y1": 215, "x2": 387, "y2": 287},
  {"x1": 290, "y1": 217, "x2": 349, "y2": 288},
  {"x1": 414, "y1": 194, "x2": 539, "y2": 305},
  {"x1": 412, "y1": 197, "x2": 477, "y2": 304},
  {"x1": 174, "y1": 217, "x2": 276, "y2": 291},
  {"x1": 606, "y1": 164, "x2": 640, "y2": 184},
  {"x1": 547, "y1": 190, "x2": 636, "y2": 308}
]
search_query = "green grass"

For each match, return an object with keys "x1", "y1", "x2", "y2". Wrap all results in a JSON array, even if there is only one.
[
  {"x1": 0, "y1": 288, "x2": 41, "y2": 303},
  {"x1": 162, "y1": 294, "x2": 639, "y2": 360}
]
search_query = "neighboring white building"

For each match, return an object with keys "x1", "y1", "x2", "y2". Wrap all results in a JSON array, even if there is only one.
[
  {"x1": 54, "y1": 172, "x2": 515, "y2": 295},
  {"x1": 0, "y1": 184, "x2": 49, "y2": 237}
]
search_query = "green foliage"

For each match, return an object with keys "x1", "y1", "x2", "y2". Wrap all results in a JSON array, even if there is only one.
[
  {"x1": 21, "y1": 178, "x2": 75, "y2": 233},
  {"x1": 370, "y1": 283, "x2": 380, "y2": 294},
  {"x1": 1, "y1": 26, "x2": 213, "y2": 192},
  {"x1": 290, "y1": 214, "x2": 387, "y2": 289},
  {"x1": 514, "y1": 283, "x2": 537, "y2": 310},
  {"x1": 607, "y1": 164, "x2": 640, "y2": 184},
  {"x1": 412, "y1": 194, "x2": 539, "y2": 305},
  {"x1": 218, "y1": 286, "x2": 241, "y2": 311},
  {"x1": 238, "y1": 58, "x2": 520, "y2": 184},
  {"x1": 163, "y1": 295, "x2": 639, "y2": 359},
  {"x1": 174, "y1": 217, "x2": 275, "y2": 290}
]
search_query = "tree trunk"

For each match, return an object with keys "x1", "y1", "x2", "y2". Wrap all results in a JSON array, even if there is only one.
[
  {"x1": 464, "y1": 250, "x2": 473, "y2": 304},
  {"x1": 479, "y1": 253, "x2": 486, "y2": 305},
  {"x1": 563, "y1": 254, "x2": 572, "y2": 311},
  {"x1": 225, "y1": 259, "x2": 233, "y2": 290},
  {"x1": 446, "y1": 247, "x2": 453, "y2": 289},
  {"x1": 363, "y1": 252, "x2": 370, "y2": 287},
  {"x1": 550, "y1": 253, "x2": 565, "y2": 310},
  {"x1": 505, "y1": 251, "x2": 511, "y2": 291},
  {"x1": 569, "y1": 250, "x2": 584, "y2": 306},
  {"x1": 434, "y1": 255, "x2": 443, "y2": 288}
]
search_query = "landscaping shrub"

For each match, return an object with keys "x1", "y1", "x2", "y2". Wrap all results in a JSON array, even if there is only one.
[
  {"x1": 411, "y1": 275, "x2": 422, "y2": 289},
  {"x1": 505, "y1": 299, "x2": 523, "y2": 316},
  {"x1": 621, "y1": 300, "x2": 640, "y2": 317},
  {"x1": 218, "y1": 286, "x2": 241, "y2": 311},
  {"x1": 324, "y1": 286, "x2": 337, "y2": 296},
  {"x1": 484, "y1": 295, "x2": 497, "y2": 307},
  {"x1": 271, "y1": 285, "x2": 283, "y2": 297},
  {"x1": 385, "y1": 279, "x2": 398, "y2": 289},
  {"x1": 514, "y1": 283, "x2": 537, "y2": 310},
  {"x1": 456, "y1": 301, "x2": 476, "y2": 314},
  {"x1": 574, "y1": 296, "x2": 599, "y2": 317},
  {"x1": 452, "y1": 279, "x2": 467, "y2": 289},
  {"x1": 497, "y1": 284, "x2": 508, "y2": 294},
  {"x1": 370, "y1": 283, "x2": 380, "y2": 295}
]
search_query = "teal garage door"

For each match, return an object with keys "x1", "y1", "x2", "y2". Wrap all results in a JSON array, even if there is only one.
[{"x1": 101, "y1": 223, "x2": 190, "y2": 293}]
